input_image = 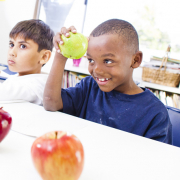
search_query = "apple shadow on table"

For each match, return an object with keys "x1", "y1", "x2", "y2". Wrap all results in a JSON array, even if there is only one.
[{"x1": 0, "y1": 145, "x2": 13, "y2": 154}]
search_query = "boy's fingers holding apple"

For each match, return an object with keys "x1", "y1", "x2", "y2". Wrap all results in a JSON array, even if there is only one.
[
  {"x1": 60, "y1": 26, "x2": 76, "y2": 38},
  {"x1": 53, "y1": 37, "x2": 59, "y2": 51},
  {"x1": 55, "y1": 33, "x2": 62, "y2": 43},
  {"x1": 53, "y1": 26, "x2": 77, "y2": 54},
  {"x1": 61, "y1": 27, "x2": 70, "y2": 37},
  {"x1": 53, "y1": 33, "x2": 62, "y2": 53},
  {"x1": 68, "y1": 26, "x2": 77, "y2": 34}
]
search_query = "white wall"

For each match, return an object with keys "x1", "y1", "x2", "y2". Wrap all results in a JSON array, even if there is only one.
[{"x1": 0, "y1": 0, "x2": 36, "y2": 65}]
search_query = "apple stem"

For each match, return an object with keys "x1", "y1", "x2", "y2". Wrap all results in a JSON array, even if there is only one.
[{"x1": 55, "y1": 131, "x2": 58, "y2": 139}]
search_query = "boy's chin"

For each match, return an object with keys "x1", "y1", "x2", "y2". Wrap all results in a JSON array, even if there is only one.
[
  {"x1": 8, "y1": 66, "x2": 17, "y2": 73},
  {"x1": 98, "y1": 85, "x2": 113, "y2": 93}
]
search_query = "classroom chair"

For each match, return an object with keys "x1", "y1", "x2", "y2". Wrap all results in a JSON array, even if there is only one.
[{"x1": 166, "y1": 105, "x2": 180, "y2": 148}]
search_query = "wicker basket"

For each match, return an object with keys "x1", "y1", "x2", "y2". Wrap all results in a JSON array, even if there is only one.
[
  {"x1": 142, "y1": 46, "x2": 180, "y2": 87},
  {"x1": 142, "y1": 66, "x2": 180, "y2": 87}
]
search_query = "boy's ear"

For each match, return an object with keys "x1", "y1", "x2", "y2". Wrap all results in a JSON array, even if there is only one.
[
  {"x1": 39, "y1": 50, "x2": 52, "y2": 65},
  {"x1": 131, "y1": 51, "x2": 143, "y2": 69}
]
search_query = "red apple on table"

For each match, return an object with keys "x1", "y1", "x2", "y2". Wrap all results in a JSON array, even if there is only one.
[
  {"x1": 31, "y1": 131, "x2": 84, "y2": 180},
  {"x1": 0, "y1": 107, "x2": 12, "y2": 142}
]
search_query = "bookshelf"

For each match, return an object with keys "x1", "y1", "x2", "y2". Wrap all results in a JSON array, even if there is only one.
[
  {"x1": 133, "y1": 67, "x2": 180, "y2": 95},
  {"x1": 139, "y1": 81, "x2": 180, "y2": 94}
]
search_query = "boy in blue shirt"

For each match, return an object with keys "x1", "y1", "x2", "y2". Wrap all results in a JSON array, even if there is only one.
[{"x1": 43, "y1": 19, "x2": 172, "y2": 144}]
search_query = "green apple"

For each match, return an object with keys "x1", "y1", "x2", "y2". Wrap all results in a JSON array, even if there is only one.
[{"x1": 59, "y1": 32, "x2": 88, "y2": 59}]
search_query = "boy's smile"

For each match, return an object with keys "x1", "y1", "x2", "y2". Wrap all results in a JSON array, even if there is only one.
[
  {"x1": 7, "y1": 36, "x2": 43, "y2": 76},
  {"x1": 87, "y1": 34, "x2": 142, "y2": 94},
  {"x1": 96, "y1": 77, "x2": 110, "y2": 85}
]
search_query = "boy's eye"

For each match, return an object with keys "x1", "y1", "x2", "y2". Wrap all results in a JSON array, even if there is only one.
[
  {"x1": 20, "y1": 44, "x2": 26, "y2": 49},
  {"x1": 88, "y1": 59, "x2": 94, "y2": 64},
  {"x1": 104, "y1": 59, "x2": 112, "y2": 64},
  {"x1": 9, "y1": 43, "x2": 14, "y2": 48}
]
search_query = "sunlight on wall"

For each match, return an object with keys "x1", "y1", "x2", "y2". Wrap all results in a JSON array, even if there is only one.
[
  {"x1": 82, "y1": 0, "x2": 180, "y2": 59},
  {"x1": 0, "y1": 0, "x2": 36, "y2": 65}
]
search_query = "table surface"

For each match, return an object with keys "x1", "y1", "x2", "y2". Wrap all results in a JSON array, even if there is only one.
[{"x1": 1, "y1": 102, "x2": 180, "y2": 180}]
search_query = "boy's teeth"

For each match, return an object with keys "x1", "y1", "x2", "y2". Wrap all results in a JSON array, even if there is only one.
[{"x1": 98, "y1": 78, "x2": 109, "y2": 81}]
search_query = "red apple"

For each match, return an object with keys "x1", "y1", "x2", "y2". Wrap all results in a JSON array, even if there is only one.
[
  {"x1": 0, "y1": 107, "x2": 12, "y2": 142},
  {"x1": 31, "y1": 131, "x2": 84, "y2": 180}
]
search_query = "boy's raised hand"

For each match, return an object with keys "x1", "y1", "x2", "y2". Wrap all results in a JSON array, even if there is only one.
[{"x1": 53, "y1": 26, "x2": 77, "y2": 54}]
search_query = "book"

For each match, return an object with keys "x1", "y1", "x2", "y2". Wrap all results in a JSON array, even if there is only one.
[
  {"x1": 62, "y1": 71, "x2": 88, "y2": 88},
  {"x1": 166, "y1": 95, "x2": 174, "y2": 107}
]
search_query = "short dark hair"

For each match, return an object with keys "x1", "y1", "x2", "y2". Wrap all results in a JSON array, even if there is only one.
[
  {"x1": 9, "y1": 19, "x2": 54, "y2": 52},
  {"x1": 90, "y1": 19, "x2": 139, "y2": 53}
]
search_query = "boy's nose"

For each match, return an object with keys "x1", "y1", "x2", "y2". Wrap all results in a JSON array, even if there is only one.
[
  {"x1": 9, "y1": 47, "x2": 17, "y2": 57},
  {"x1": 94, "y1": 64, "x2": 104, "y2": 75}
]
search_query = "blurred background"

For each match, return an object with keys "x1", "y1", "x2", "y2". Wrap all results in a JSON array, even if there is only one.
[{"x1": 0, "y1": 0, "x2": 180, "y2": 64}]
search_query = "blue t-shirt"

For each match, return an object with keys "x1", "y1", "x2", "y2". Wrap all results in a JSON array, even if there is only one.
[{"x1": 61, "y1": 76, "x2": 172, "y2": 144}]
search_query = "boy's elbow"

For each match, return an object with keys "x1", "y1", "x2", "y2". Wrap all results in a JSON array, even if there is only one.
[
  {"x1": 43, "y1": 96, "x2": 62, "y2": 112},
  {"x1": 43, "y1": 104, "x2": 57, "y2": 112}
]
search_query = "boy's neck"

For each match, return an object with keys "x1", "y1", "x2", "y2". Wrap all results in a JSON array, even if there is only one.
[
  {"x1": 125, "y1": 85, "x2": 143, "y2": 95},
  {"x1": 18, "y1": 69, "x2": 41, "y2": 76},
  {"x1": 114, "y1": 80, "x2": 143, "y2": 95}
]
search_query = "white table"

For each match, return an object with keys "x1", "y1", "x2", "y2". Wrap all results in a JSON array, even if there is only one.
[{"x1": 0, "y1": 102, "x2": 180, "y2": 180}]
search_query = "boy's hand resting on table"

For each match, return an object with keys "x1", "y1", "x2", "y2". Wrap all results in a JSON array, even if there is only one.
[{"x1": 53, "y1": 26, "x2": 77, "y2": 54}]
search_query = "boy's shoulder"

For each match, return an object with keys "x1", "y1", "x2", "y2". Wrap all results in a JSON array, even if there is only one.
[
  {"x1": 142, "y1": 88, "x2": 166, "y2": 106},
  {"x1": 135, "y1": 88, "x2": 168, "y2": 115},
  {"x1": 3, "y1": 73, "x2": 48, "y2": 86},
  {"x1": 135, "y1": 88, "x2": 167, "y2": 107},
  {"x1": 112, "y1": 87, "x2": 168, "y2": 114}
]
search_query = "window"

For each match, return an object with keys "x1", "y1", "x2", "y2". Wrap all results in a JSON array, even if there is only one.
[
  {"x1": 83, "y1": 0, "x2": 180, "y2": 60},
  {"x1": 39, "y1": 0, "x2": 87, "y2": 34},
  {"x1": 38, "y1": 0, "x2": 180, "y2": 60}
]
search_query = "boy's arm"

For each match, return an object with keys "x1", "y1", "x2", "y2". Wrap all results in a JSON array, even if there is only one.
[
  {"x1": 43, "y1": 27, "x2": 77, "y2": 111},
  {"x1": 43, "y1": 52, "x2": 67, "y2": 111}
]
